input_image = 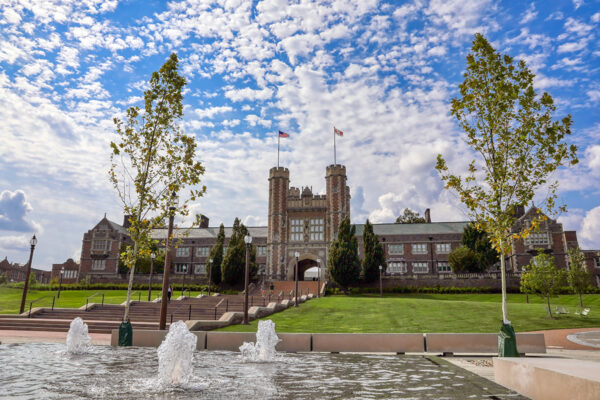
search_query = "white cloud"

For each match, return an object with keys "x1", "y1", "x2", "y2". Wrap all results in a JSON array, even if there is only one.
[
  {"x1": 0, "y1": 234, "x2": 31, "y2": 251},
  {"x1": 194, "y1": 106, "x2": 233, "y2": 119},
  {"x1": 0, "y1": 190, "x2": 40, "y2": 232},
  {"x1": 557, "y1": 39, "x2": 587, "y2": 53},
  {"x1": 520, "y1": 3, "x2": 538, "y2": 24},
  {"x1": 579, "y1": 206, "x2": 600, "y2": 248},
  {"x1": 245, "y1": 114, "x2": 272, "y2": 127},
  {"x1": 224, "y1": 87, "x2": 274, "y2": 102}
]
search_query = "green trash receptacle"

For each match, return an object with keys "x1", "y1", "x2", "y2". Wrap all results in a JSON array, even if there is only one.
[
  {"x1": 498, "y1": 322, "x2": 519, "y2": 357},
  {"x1": 118, "y1": 321, "x2": 133, "y2": 346}
]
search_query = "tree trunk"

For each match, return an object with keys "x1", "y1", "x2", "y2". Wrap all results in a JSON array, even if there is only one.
[
  {"x1": 546, "y1": 296, "x2": 553, "y2": 318},
  {"x1": 499, "y1": 239, "x2": 508, "y2": 323},
  {"x1": 579, "y1": 292, "x2": 583, "y2": 308},
  {"x1": 123, "y1": 240, "x2": 139, "y2": 322}
]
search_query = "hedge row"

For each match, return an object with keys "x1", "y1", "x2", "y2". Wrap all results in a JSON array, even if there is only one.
[
  {"x1": 6, "y1": 282, "x2": 221, "y2": 292},
  {"x1": 325, "y1": 285, "x2": 600, "y2": 295}
]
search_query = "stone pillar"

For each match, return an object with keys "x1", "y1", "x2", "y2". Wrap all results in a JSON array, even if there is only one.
[
  {"x1": 267, "y1": 167, "x2": 289, "y2": 280},
  {"x1": 325, "y1": 164, "x2": 350, "y2": 242}
]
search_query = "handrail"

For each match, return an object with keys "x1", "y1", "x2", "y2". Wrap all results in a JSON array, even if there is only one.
[
  {"x1": 182, "y1": 288, "x2": 191, "y2": 298},
  {"x1": 130, "y1": 291, "x2": 141, "y2": 302},
  {"x1": 169, "y1": 299, "x2": 193, "y2": 324},
  {"x1": 28, "y1": 295, "x2": 56, "y2": 317},
  {"x1": 214, "y1": 298, "x2": 225, "y2": 320},
  {"x1": 85, "y1": 292, "x2": 104, "y2": 311}
]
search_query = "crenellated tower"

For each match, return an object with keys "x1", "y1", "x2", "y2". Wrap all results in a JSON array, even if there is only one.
[
  {"x1": 325, "y1": 164, "x2": 351, "y2": 241},
  {"x1": 267, "y1": 167, "x2": 289, "y2": 279}
]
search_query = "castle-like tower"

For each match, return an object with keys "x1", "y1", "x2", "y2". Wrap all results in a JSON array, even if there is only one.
[{"x1": 267, "y1": 164, "x2": 350, "y2": 280}]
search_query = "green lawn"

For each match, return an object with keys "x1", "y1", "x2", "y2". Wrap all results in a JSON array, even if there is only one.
[
  {"x1": 0, "y1": 287, "x2": 206, "y2": 314},
  {"x1": 217, "y1": 293, "x2": 600, "y2": 333}
]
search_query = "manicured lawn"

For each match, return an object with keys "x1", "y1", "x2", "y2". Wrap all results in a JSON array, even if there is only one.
[
  {"x1": 0, "y1": 287, "x2": 207, "y2": 314},
  {"x1": 217, "y1": 293, "x2": 600, "y2": 333}
]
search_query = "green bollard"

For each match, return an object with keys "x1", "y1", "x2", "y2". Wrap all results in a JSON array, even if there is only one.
[
  {"x1": 498, "y1": 322, "x2": 519, "y2": 357},
  {"x1": 118, "y1": 321, "x2": 133, "y2": 346}
]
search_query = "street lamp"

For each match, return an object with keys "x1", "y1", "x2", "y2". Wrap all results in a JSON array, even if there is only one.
[
  {"x1": 316, "y1": 258, "x2": 321, "y2": 298},
  {"x1": 58, "y1": 267, "x2": 64, "y2": 299},
  {"x1": 208, "y1": 258, "x2": 213, "y2": 296},
  {"x1": 19, "y1": 235, "x2": 38, "y2": 314},
  {"x1": 148, "y1": 252, "x2": 156, "y2": 301},
  {"x1": 379, "y1": 265, "x2": 383, "y2": 298},
  {"x1": 159, "y1": 191, "x2": 178, "y2": 330},
  {"x1": 243, "y1": 234, "x2": 252, "y2": 325},
  {"x1": 294, "y1": 251, "x2": 299, "y2": 307},
  {"x1": 181, "y1": 264, "x2": 187, "y2": 297}
]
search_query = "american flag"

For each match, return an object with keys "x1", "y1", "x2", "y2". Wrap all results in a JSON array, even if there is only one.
[
  {"x1": 334, "y1": 127, "x2": 343, "y2": 136},
  {"x1": 279, "y1": 130, "x2": 290, "y2": 138}
]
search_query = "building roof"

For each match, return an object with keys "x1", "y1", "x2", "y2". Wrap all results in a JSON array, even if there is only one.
[
  {"x1": 151, "y1": 226, "x2": 269, "y2": 239},
  {"x1": 355, "y1": 221, "x2": 471, "y2": 236}
]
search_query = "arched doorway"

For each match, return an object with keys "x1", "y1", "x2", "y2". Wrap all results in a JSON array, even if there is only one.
[
  {"x1": 287, "y1": 253, "x2": 320, "y2": 281},
  {"x1": 296, "y1": 259, "x2": 317, "y2": 281}
]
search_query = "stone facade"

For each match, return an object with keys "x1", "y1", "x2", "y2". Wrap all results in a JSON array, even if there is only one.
[
  {"x1": 51, "y1": 258, "x2": 80, "y2": 284},
  {"x1": 75, "y1": 165, "x2": 600, "y2": 287},
  {"x1": 0, "y1": 257, "x2": 51, "y2": 283}
]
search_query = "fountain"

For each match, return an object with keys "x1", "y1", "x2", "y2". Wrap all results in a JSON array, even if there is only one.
[
  {"x1": 66, "y1": 317, "x2": 91, "y2": 354},
  {"x1": 240, "y1": 319, "x2": 281, "y2": 362},
  {"x1": 156, "y1": 320, "x2": 197, "y2": 385}
]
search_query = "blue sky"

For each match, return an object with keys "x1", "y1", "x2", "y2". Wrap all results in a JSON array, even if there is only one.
[{"x1": 0, "y1": 0, "x2": 599, "y2": 270}]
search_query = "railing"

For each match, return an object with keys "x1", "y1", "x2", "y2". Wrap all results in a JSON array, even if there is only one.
[
  {"x1": 214, "y1": 298, "x2": 225, "y2": 320},
  {"x1": 181, "y1": 288, "x2": 191, "y2": 298},
  {"x1": 85, "y1": 292, "x2": 104, "y2": 311},
  {"x1": 278, "y1": 291, "x2": 283, "y2": 302},
  {"x1": 28, "y1": 295, "x2": 56, "y2": 317},
  {"x1": 130, "y1": 291, "x2": 142, "y2": 302},
  {"x1": 169, "y1": 301, "x2": 193, "y2": 324}
]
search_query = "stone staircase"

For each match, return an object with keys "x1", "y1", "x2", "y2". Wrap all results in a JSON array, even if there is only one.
[
  {"x1": 0, "y1": 294, "x2": 274, "y2": 334},
  {"x1": 257, "y1": 280, "x2": 321, "y2": 297}
]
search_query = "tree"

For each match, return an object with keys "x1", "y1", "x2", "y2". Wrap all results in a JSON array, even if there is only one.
[
  {"x1": 109, "y1": 53, "x2": 206, "y2": 322},
  {"x1": 520, "y1": 252, "x2": 565, "y2": 318},
  {"x1": 362, "y1": 219, "x2": 386, "y2": 283},
  {"x1": 567, "y1": 247, "x2": 591, "y2": 308},
  {"x1": 28, "y1": 272, "x2": 37, "y2": 288},
  {"x1": 448, "y1": 246, "x2": 480, "y2": 273},
  {"x1": 435, "y1": 34, "x2": 578, "y2": 325},
  {"x1": 461, "y1": 224, "x2": 499, "y2": 270},
  {"x1": 208, "y1": 223, "x2": 225, "y2": 285},
  {"x1": 0, "y1": 272, "x2": 8, "y2": 285},
  {"x1": 395, "y1": 208, "x2": 426, "y2": 224},
  {"x1": 221, "y1": 218, "x2": 257, "y2": 286},
  {"x1": 328, "y1": 217, "x2": 361, "y2": 291}
]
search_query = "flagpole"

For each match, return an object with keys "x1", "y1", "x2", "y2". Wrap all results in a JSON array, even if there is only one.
[
  {"x1": 333, "y1": 126, "x2": 337, "y2": 165},
  {"x1": 277, "y1": 132, "x2": 280, "y2": 168}
]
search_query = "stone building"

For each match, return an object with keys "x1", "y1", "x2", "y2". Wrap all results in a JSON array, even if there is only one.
[
  {"x1": 0, "y1": 257, "x2": 51, "y2": 283},
  {"x1": 76, "y1": 164, "x2": 600, "y2": 286},
  {"x1": 51, "y1": 258, "x2": 80, "y2": 284}
]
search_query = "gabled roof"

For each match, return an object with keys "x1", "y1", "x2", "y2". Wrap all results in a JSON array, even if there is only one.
[{"x1": 92, "y1": 216, "x2": 129, "y2": 235}]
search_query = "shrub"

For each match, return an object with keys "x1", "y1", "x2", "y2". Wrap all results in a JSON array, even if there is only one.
[{"x1": 448, "y1": 246, "x2": 480, "y2": 273}]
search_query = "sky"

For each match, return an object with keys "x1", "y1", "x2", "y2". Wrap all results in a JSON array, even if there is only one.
[{"x1": 0, "y1": 0, "x2": 599, "y2": 270}]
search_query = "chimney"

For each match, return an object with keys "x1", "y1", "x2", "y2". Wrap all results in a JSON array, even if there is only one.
[
  {"x1": 123, "y1": 215, "x2": 133, "y2": 229},
  {"x1": 424, "y1": 208, "x2": 431, "y2": 223},
  {"x1": 199, "y1": 214, "x2": 209, "y2": 228},
  {"x1": 513, "y1": 205, "x2": 525, "y2": 218}
]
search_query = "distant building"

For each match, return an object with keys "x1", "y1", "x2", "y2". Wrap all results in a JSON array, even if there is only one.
[
  {"x1": 51, "y1": 258, "x2": 80, "y2": 284},
  {"x1": 0, "y1": 257, "x2": 51, "y2": 284},
  {"x1": 76, "y1": 164, "x2": 600, "y2": 286}
]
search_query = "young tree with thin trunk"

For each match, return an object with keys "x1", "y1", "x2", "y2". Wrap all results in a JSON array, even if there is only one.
[
  {"x1": 567, "y1": 247, "x2": 590, "y2": 308},
  {"x1": 520, "y1": 252, "x2": 565, "y2": 318},
  {"x1": 109, "y1": 53, "x2": 206, "y2": 324},
  {"x1": 436, "y1": 34, "x2": 578, "y2": 326},
  {"x1": 362, "y1": 219, "x2": 386, "y2": 283},
  {"x1": 221, "y1": 219, "x2": 257, "y2": 286}
]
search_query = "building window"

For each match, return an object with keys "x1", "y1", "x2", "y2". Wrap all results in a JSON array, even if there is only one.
[
  {"x1": 310, "y1": 218, "x2": 324, "y2": 241},
  {"x1": 524, "y1": 233, "x2": 549, "y2": 245},
  {"x1": 437, "y1": 262, "x2": 451, "y2": 273},
  {"x1": 436, "y1": 243, "x2": 451, "y2": 254},
  {"x1": 92, "y1": 240, "x2": 110, "y2": 251},
  {"x1": 64, "y1": 270, "x2": 77, "y2": 279},
  {"x1": 257, "y1": 246, "x2": 267, "y2": 256},
  {"x1": 388, "y1": 244, "x2": 403, "y2": 254},
  {"x1": 196, "y1": 247, "x2": 210, "y2": 257},
  {"x1": 175, "y1": 263, "x2": 188, "y2": 274},
  {"x1": 176, "y1": 247, "x2": 189, "y2": 257},
  {"x1": 412, "y1": 244, "x2": 428, "y2": 254},
  {"x1": 595, "y1": 257, "x2": 600, "y2": 268},
  {"x1": 412, "y1": 262, "x2": 428, "y2": 273},
  {"x1": 290, "y1": 219, "x2": 303, "y2": 241},
  {"x1": 92, "y1": 260, "x2": 106, "y2": 270},
  {"x1": 194, "y1": 264, "x2": 206, "y2": 275},
  {"x1": 388, "y1": 262, "x2": 407, "y2": 274}
]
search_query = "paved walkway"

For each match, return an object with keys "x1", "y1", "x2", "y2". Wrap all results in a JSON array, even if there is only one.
[
  {"x1": 0, "y1": 330, "x2": 111, "y2": 345},
  {"x1": 526, "y1": 327, "x2": 600, "y2": 350}
]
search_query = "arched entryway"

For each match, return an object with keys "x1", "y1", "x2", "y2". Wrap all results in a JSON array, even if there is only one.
[
  {"x1": 287, "y1": 253, "x2": 320, "y2": 281},
  {"x1": 297, "y1": 259, "x2": 317, "y2": 281}
]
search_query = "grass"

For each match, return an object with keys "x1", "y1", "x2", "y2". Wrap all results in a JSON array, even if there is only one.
[
  {"x1": 0, "y1": 286, "x2": 207, "y2": 314},
  {"x1": 217, "y1": 293, "x2": 600, "y2": 333}
]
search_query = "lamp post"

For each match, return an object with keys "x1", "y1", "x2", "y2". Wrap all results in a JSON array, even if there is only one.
[
  {"x1": 208, "y1": 258, "x2": 213, "y2": 296},
  {"x1": 379, "y1": 265, "x2": 383, "y2": 298},
  {"x1": 316, "y1": 258, "x2": 321, "y2": 298},
  {"x1": 429, "y1": 236, "x2": 434, "y2": 273},
  {"x1": 243, "y1": 234, "x2": 252, "y2": 325},
  {"x1": 159, "y1": 191, "x2": 177, "y2": 330},
  {"x1": 294, "y1": 251, "x2": 299, "y2": 307},
  {"x1": 58, "y1": 267, "x2": 64, "y2": 299},
  {"x1": 181, "y1": 264, "x2": 187, "y2": 298},
  {"x1": 19, "y1": 235, "x2": 38, "y2": 314},
  {"x1": 148, "y1": 252, "x2": 156, "y2": 301}
]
